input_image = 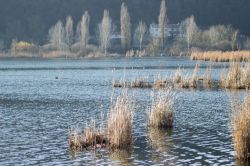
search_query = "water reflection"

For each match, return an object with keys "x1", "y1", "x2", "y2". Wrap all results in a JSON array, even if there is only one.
[
  {"x1": 148, "y1": 128, "x2": 173, "y2": 152},
  {"x1": 148, "y1": 127, "x2": 176, "y2": 165},
  {"x1": 109, "y1": 149, "x2": 133, "y2": 165}
]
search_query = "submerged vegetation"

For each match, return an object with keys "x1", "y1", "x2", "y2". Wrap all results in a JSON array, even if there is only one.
[{"x1": 231, "y1": 96, "x2": 250, "y2": 160}]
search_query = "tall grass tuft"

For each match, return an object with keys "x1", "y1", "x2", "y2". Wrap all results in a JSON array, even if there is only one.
[
  {"x1": 231, "y1": 96, "x2": 250, "y2": 160},
  {"x1": 221, "y1": 62, "x2": 250, "y2": 89},
  {"x1": 203, "y1": 64, "x2": 212, "y2": 88},
  {"x1": 131, "y1": 77, "x2": 152, "y2": 88},
  {"x1": 173, "y1": 67, "x2": 183, "y2": 84},
  {"x1": 190, "y1": 63, "x2": 200, "y2": 88},
  {"x1": 68, "y1": 120, "x2": 107, "y2": 150},
  {"x1": 108, "y1": 90, "x2": 133, "y2": 149},
  {"x1": 148, "y1": 87, "x2": 175, "y2": 128}
]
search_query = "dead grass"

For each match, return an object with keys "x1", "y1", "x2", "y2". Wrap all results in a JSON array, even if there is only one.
[
  {"x1": 108, "y1": 90, "x2": 133, "y2": 149},
  {"x1": 68, "y1": 120, "x2": 107, "y2": 150},
  {"x1": 131, "y1": 77, "x2": 152, "y2": 88},
  {"x1": 203, "y1": 64, "x2": 213, "y2": 88},
  {"x1": 113, "y1": 62, "x2": 249, "y2": 90},
  {"x1": 190, "y1": 63, "x2": 200, "y2": 88},
  {"x1": 112, "y1": 80, "x2": 127, "y2": 88},
  {"x1": 191, "y1": 51, "x2": 250, "y2": 62},
  {"x1": 220, "y1": 62, "x2": 250, "y2": 89},
  {"x1": 148, "y1": 88, "x2": 175, "y2": 128},
  {"x1": 173, "y1": 67, "x2": 183, "y2": 84},
  {"x1": 231, "y1": 96, "x2": 250, "y2": 160}
]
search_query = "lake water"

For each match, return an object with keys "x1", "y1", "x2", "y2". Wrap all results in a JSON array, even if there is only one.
[{"x1": 0, "y1": 57, "x2": 248, "y2": 165}]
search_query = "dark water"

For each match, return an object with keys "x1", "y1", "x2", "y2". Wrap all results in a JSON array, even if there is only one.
[{"x1": 0, "y1": 57, "x2": 247, "y2": 165}]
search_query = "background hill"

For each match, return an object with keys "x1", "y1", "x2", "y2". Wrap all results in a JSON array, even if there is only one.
[{"x1": 0, "y1": 0, "x2": 249, "y2": 47}]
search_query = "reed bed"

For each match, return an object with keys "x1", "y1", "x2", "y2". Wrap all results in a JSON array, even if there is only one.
[
  {"x1": 220, "y1": 62, "x2": 250, "y2": 89},
  {"x1": 108, "y1": 90, "x2": 133, "y2": 149},
  {"x1": 154, "y1": 78, "x2": 174, "y2": 89},
  {"x1": 231, "y1": 96, "x2": 250, "y2": 160},
  {"x1": 68, "y1": 120, "x2": 107, "y2": 150},
  {"x1": 112, "y1": 79, "x2": 127, "y2": 88},
  {"x1": 112, "y1": 77, "x2": 152, "y2": 88},
  {"x1": 173, "y1": 67, "x2": 183, "y2": 84},
  {"x1": 191, "y1": 51, "x2": 250, "y2": 62},
  {"x1": 203, "y1": 65, "x2": 213, "y2": 88},
  {"x1": 131, "y1": 77, "x2": 152, "y2": 88},
  {"x1": 113, "y1": 62, "x2": 249, "y2": 90},
  {"x1": 148, "y1": 88, "x2": 175, "y2": 128}
]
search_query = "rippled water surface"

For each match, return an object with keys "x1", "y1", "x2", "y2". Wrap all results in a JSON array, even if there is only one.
[{"x1": 0, "y1": 57, "x2": 247, "y2": 165}]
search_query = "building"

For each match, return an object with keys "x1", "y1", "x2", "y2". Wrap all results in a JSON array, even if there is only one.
[{"x1": 149, "y1": 23, "x2": 185, "y2": 39}]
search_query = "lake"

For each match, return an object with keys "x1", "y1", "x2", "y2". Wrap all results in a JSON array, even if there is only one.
[{"x1": 0, "y1": 57, "x2": 247, "y2": 165}]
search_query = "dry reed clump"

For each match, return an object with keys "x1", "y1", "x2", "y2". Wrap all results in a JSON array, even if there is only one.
[
  {"x1": 148, "y1": 88, "x2": 175, "y2": 128},
  {"x1": 154, "y1": 79, "x2": 174, "y2": 89},
  {"x1": 173, "y1": 67, "x2": 183, "y2": 84},
  {"x1": 221, "y1": 62, "x2": 250, "y2": 89},
  {"x1": 108, "y1": 90, "x2": 133, "y2": 149},
  {"x1": 131, "y1": 77, "x2": 152, "y2": 88},
  {"x1": 68, "y1": 120, "x2": 107, "y2": 150},
  {"x1": 219, "y1": 68, "x2": 226, "y2": 88},
  {"x1": 179, "y1": 64, "x2": 199, "y2": 88},
  {"x1": 190, "y1": 63, "x2": 200, "y2": 88},
  {"x1": 191, "y1": 51, "x2": 250, "y2": 62},
  {"x1": 231, "y1": 96, "x2": 250, "y2": 160},
  {"x1": 112, "y1": 80, "x2": 127, "y2": 88},
  {"x1": 203, "y1": 65, "x2": 213, "y2": 88}
]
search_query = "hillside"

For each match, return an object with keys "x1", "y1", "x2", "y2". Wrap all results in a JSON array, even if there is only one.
[{"x1": 0, "y1": 0, "x2": 249, "y2": 47}]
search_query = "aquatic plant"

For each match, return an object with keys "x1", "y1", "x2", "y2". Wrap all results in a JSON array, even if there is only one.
[
  {"x1": 173, "y1": 67, "x2": 183, "y2": 84},
  {"x1": 68, "y1": 120, "x2": 107, "y2": 150},
  {"x1": 221, "y1": 62, "x2": 250, "y2": 89},
  {"x1": 190, "y1": 63, "x2": 199, "y2": 88},
  {"x1": 203, "y1": 64, "x2": 212, "y2": 88},
  {"x1": 231, "y1": 96, "x2": 250, "y2": 160},
  {"x1": 112, "y1": 79, "x2": 127, "y2": 88},
  {"x1": 108, "y1": 90, "x2": 133, "y2": 149},
  {"x1": 191, "y1": 51, "x2": 250, "y2": 62},
  {"x1": 148, "y1": 87, "x2": 175, "y2": 128},
  {"x1": 130, "y1": 77, "x2": 152, "y2": 88}
]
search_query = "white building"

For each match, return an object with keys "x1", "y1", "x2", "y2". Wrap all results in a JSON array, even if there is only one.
[{"x1": 149, "y1": 23, "x2": 185, "y2": 38}]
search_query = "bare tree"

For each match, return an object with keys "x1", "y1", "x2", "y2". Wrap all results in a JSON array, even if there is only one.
[
  {"x1": 231, "y1": 30, "x2": 238, "y2": 51},
  {"x1": 134, "y1": 21, "x2": 147, "y2": 51},
  {"x1": 120, "y1": 3, "x2": 131, "y2": 49},
  {"x1": 65, "y1": 16, "x2": 74, "y2": 51},
  {"x1": 184, "y1": 16, "x2": 198, "y2": 53},
  {"x1": 208, "y1": 26, "x2": 221, "y2": 46},
  {"x1": 80, "y1": 11, "x2": 90, "y2": 50},
  {"x1": 99, "y1": 10, "x2": 114, "y2": 55},
  {"x1": 48, "y1": 20, "x2": 65, "y2": 50},
  {"x1": 158, "y1": 0, "x2": 167, "y2": 51}
]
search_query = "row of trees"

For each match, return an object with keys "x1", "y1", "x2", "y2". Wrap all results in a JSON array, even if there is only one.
[
  {"x1": 182, "y1": 16, "x2": 240, "y2": 52},
  {"x1": 46, "y1": 1, "x2": 168, "y2": 55},
  {"x1": 38, "y1": 0, "x2": 245, "y2": 56}
]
